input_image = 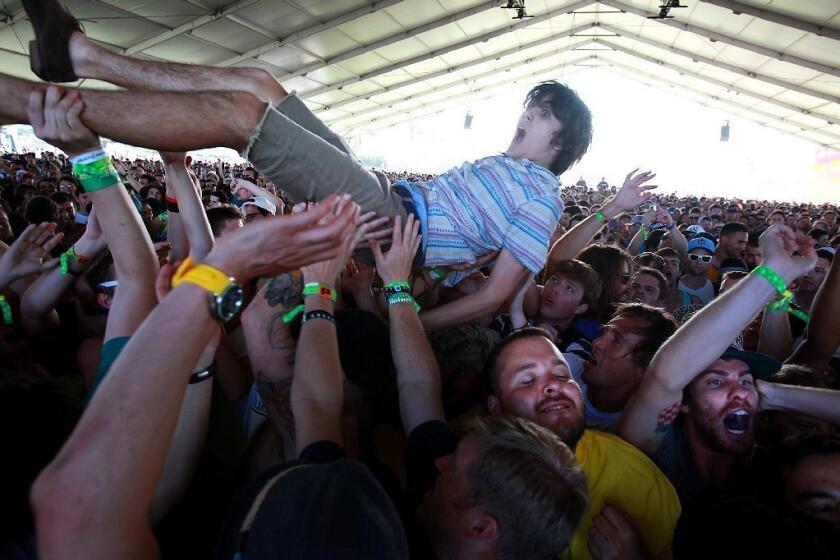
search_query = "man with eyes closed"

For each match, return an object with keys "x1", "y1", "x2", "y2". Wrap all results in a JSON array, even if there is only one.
[{"x1": 484, "y1": 328, "x2": 681, "y2": 560}]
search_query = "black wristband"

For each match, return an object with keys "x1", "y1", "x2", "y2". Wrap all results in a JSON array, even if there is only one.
[
  {"x1": 189, "y1": 361, "x2": 217, "y2": 384},
  {"x1": 301, "y1": 310, "x2": 336, "y2": 325}
]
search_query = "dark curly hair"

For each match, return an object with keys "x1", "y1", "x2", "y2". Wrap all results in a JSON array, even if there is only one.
[{"x1": 523, "y1": 81, "x2": 593, "y2": 175}]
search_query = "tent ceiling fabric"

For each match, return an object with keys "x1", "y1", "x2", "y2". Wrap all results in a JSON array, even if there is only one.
[{"x1": 0, "y1": 0, "x2": 838, "y2": 148}]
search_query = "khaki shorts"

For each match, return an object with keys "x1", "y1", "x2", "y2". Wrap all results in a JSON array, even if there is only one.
[{"x1": 242, "y1": 95, "x2": 408, "y2": 220}]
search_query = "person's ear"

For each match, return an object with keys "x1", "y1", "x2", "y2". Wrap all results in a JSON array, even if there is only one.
[
  {"x1": 573, "y1": 303, "x2": 589, "y2": 316},
  {"x1": 466, "y1": 510, "x2": 498, "y2": 542},
  {"x1": 96, "y1": 292, "x2": 112, "y2": 310},
  {"x1": 486, "y1": 395, "x2": 501, "y2": 416}
]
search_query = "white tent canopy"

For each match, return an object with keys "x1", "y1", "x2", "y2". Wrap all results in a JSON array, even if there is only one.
[{"x1": 1, "y1": 0, "x2": 838, "y2": 148}]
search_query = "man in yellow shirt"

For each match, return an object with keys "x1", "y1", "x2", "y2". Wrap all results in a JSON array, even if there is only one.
[{"x1": 486, "y1": 328, "x2": 680, "y2": 559}]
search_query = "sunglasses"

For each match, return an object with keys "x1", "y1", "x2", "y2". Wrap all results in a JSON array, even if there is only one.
[{"x1": 688, "y1": 254, "x2": 713, "y2": 263}]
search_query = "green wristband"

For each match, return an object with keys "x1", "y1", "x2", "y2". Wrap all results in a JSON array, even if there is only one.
[
  {"x1": 282, "y1": 304, "x2": 304, "y2": 324},
  {"x1": 752, "y1": 265, "x2": 788, "y2": 294},
  {"x1": 387, "y1": 292, "x2": 421, "y2": 312},
  {"x1": 302, "y1": 282, "x2": 337, "y2": 302},
  {"x1": 384, "y1": 280, "x2": 411, "y2": 290},
  {"x1": 72, "y1": 158, "x2": 120, "y2": 192},
  {"x1": 427, "y1": 267, "x2": 446, "y2": 282},
  {"x1": 593, "y1": 211, "x2": 608, "y2": 223},
  {"x1": 0, "y1": 294, "x2": 12, "y2": 325}
]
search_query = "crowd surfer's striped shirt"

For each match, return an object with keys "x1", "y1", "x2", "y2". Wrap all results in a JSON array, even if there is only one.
[{"x1": 420, "y1": 155, "x2": 563, "y2": 286}]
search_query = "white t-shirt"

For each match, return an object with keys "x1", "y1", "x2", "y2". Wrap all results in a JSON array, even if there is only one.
[
  {"x1": 563, "y1": 351, "x2": 622, "y2": 433},
  {"x1": 677, "y1": 278, "x2": 715, "y2": 305}
]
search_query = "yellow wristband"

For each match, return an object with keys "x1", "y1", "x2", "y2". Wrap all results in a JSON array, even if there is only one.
[{"x1": 171, "y1": 256, "x2": 233, "y2": 295}]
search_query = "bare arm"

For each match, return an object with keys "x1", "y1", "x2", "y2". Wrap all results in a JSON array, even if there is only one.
[
  {"x1": 757, "y1": 307, "x2": 793, "y2": 361},
  {"x1": 619, "y1": 225, "x2": 817, "y2": 454},
  {"x1": 373, "y1": 215, "x2": 445, "y2": 433},
  {"x1": 232, "y1": 178, "x2": 284, "y2": 211},
  {"x1": 759, "y1": 381, "x2": 840, "y2": 427},
  {"x1": 549, "y1": 169, "x2": 656, "y2": 266},
  {"x1": 420, "y1": 248, "x2": 528, "y2": 331},
  {"x1": 788, "y1": 254, "x2": 840, "y2": 371}
]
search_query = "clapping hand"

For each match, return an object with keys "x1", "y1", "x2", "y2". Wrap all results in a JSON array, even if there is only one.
[{"x1": 370, "y1": 214, "x2": 422, "y2": 284}]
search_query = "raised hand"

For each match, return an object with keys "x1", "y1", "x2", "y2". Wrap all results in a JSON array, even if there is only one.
[
  {"x1": 609, "y1": 169, "x2": 657, "y2": 213},
  {"x1": 28, "y1": 86, "x2": 101, "y2": 157},
  {"x1": 759, "y1": 223, "x2": 817, "y2": 283},
  {"x1": 0, "y1": 223, "x2": 64, "y2": 285},
  {"x1": 74, "y1": 207, "x2": 106, "y2": 257},
  {"x1": 301, "y1": 202, "x2": 370, "y2": 286},
  {"x1": 205, "y1": 194, "x2": 360, "y2": 281},
  {"x1": 370, "y1": 214, "x2": 422, "y2": 284}
]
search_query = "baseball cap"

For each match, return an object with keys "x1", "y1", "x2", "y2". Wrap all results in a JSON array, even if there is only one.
[
  {"x1": 686, "y1": 224, "x2": 705, "y2": 235},
  {"x1": 218, "y1": 457, "x2": 409, "y2": 558},
  {"x1": 720, "y1": 346, "x2": 782, "y2": 380},
  {"x1": 687, "y1": 237, "x2": 717, "y2": 253},
  {"x1": 242, "y1": 196, "x2": 277, "y2": 216}
]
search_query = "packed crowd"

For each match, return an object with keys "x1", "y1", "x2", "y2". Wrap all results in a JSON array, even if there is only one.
[{"x1": 2, "y1": 2, "x2": 840, "y2": 559}]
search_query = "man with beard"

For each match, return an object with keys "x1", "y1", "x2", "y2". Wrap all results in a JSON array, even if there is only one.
[
  {"x1": 485, "y1": 327, "x2": 681, "y2": 560},
  {"x1": 708, "y1": 223, "x2": 749, "y2": 283},
  {"x1": 620, "y1": 224, "x2": 840, "y2": 504}
]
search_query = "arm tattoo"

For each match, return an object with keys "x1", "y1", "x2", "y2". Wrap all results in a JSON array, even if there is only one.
[
  {"x1": 258, "y1": 377, "x2": 295, "y2": 441},
  {"x1": 655, "y1": 402, "x2": 681, "y2": 433},
  {"x1": 263, "y1": 271, "x2": 302, "y2": 309},
  {"x1": 267, "y1": 312, "x2": 298, "y2": 351}
]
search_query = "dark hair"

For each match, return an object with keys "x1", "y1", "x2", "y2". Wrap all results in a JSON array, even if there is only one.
[
  {"x1": 544, "y1": 258, "x2": 602, "y2": 309},
  {"x1": 815, "y1": 247, "x2": 834, "y2": 263},
  {"x1": 720, "y1": 222, "x2": 749, "y2": 238},
  {"x1": 577, "y1": 244, "x2": 632, "y2": 323},
  {"x1": 206, "y1": 205, "x2": 244, "y2": 238},
  {"x1": 564, "y1": 205, "x2": 582, "y2": 217},
  {"x1": 87, "y1": 251, "x2": 116, "y2": 300},
  {"x1": 632, "y1": 267, "x2": 668, "y2": 302},
  {"x1": 24, "y1": 195, "x2": 58, "y2": 224},
  {"x1": 483, "y1": 327, "x2": 555, "y2": 397},
  {"x1": 644, "y1": 228, "x2": 665, "y2": 251},
  {"x1": 523, "y1": 81, "x2": 593, "y2": 175},
  {"x1": 139, "y1": 182, "x2": 164, "y2": 201},
  {"x1": 656, "y1": 247, "x2": 680, "y2": 260},
  {"x1": 768, "y1": 364, "x2": 829, "y2": 389},
  {"x1": 747, "y1": 232, "x2": 761, "y2": 248},
  {"x1": 611, "y1": 303, "x2": 678, "y2": 369},
  {"x1": 633, "y1": 252, "x2": 666, "y2": 273},
  {"x1": 49, "y1": 191, "x2": 75, "y2": 205}
]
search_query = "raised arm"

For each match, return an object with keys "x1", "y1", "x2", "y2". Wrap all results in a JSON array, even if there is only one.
[
  {"x1": 548, "y1": 169, "x2": 656, "y2": 265},
  {"x1": 372, "y1": 215, "x2": 445, "y2": 433},
  {"x1": 619, "y1": 225, "x2": 817, "y2": 454},
  {"x1": 28, "y1": 87, "x2": 159, "y2": 345},
  {"x1": 757, "y1": 306, "x2": 793, "y2": 361},
  {"x1": 787, "y1": 253, "x2": 840, "y2": 371},
  {"x1": 32, "y1": 196, "x2": 356, "y2": 559},
  {"x1": 160, "y1": 152, "x2": 214, "y2": 259},
  {"x1": 231, "y1": 177, "x2": 285, "y2": 211},
  {"x1": 292, "y1": 199, "x2": 367, "y2": 452}
]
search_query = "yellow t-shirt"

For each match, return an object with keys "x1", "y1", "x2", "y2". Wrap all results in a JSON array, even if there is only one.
[{"x1": 563, "y1": 430, "x2": 681, "y2": 560}]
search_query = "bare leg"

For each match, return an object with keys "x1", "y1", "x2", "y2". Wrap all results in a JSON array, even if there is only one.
[
  {"x1": 0, "y1": 73, "x2": 265, "y2": 152},
  {"x1": 70, "y1": 33, "x2": 287, "y2": 105}
]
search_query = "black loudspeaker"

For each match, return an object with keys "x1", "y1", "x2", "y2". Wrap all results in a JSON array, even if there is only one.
[
  {"x1": 720, "y1": 121, "x2": 730, "y2": 141},
  {"x1": 464, "y1": 112, "x2": 473, "y2": 129}
]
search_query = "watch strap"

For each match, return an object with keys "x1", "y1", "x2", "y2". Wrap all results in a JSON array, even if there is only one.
[{"x1": 171, "y1": 256, "x2": 233, "y2": 295}]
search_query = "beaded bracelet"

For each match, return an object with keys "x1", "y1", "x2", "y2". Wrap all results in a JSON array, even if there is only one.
[
  {"x1": 0, "y1": 294, "x2": 12, "y2": 325},
  {"x1": 302, "y1": 309, "x2": 336, "y2": 325}
]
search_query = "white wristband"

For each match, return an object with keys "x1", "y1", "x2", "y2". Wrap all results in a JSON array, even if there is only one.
[{"x1": 69, "y1": 148, "x2": 107, "y2": 165}]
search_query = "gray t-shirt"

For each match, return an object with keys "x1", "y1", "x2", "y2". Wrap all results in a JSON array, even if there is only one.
[{"x1": 650, "y1": 424, "x2": 705, "y2": 504}]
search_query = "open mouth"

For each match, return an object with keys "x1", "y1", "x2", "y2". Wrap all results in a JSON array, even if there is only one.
[
  {"x1": 723, "y1": 409, "x2": 750, "y2": 435},
  {"x1": 538, "y1": 398, "x2": 573, "y2": 414},
  {"x1": 513, "y1": 127, "x2": 526, "y2": 143}
]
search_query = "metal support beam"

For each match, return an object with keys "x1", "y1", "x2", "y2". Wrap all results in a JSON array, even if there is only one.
[
  {"x1": 598, "y1": 39, "x2": 840, "y2": 127},
  {"x1": 702, "y1": 0, "x2": 840, "y2": 42},
  {"x1": 598, "y1": 23, "x2": 840, "y2": 106},
  {"x1": 87, "y1": 0, "x2": 171, "y2": 31},
  {"x1": 600, "y1": 0, "x2": 840, "y2": 78},
  {"x1": 315, "y1": 21, "x2": 598, "y2": 114},
  {"x1": 324, "y1": 39, "x2": 591, "y2": 127},
  {"x1": 125, "y1": 0, "x2": 261, "y2": 55},
  {"x1": 339, "y1": 56, "x2": 591, "y2": 137},
  {"x1": 278, "y1": 1, "x2": 503, "y2": 81},
  {"x1": 303, "y1": 0, "x2": 595, "y2": 100},
  {"x1": 598, "y1": 55, "x2": 839, "y2": 147},
  {"x1": 217, "y1": 0, "x2": 404, "y2": 67}
]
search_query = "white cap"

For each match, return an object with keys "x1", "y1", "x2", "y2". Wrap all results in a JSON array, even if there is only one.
[
  {"x1": 242, "y1": 196, "x2": 277, "y2": 216},
  {"x1": 686, "y1": 224, "x2": 705, "y2": 234}
]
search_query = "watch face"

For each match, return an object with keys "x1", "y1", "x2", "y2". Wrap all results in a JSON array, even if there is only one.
[{"x1": 215, "y1": 285, "x2": 245, "y2": 321}]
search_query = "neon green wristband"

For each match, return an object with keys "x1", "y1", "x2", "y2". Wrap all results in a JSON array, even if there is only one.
[
  {"x1": 302, "y1": 282, "x2": 336, "y2": 302},
  {"x1": 387, "y1": 292, "x2": 421, "y2": 312},
  {"x1": 0, "y1": 294, "x2": 12, "y2": 325},
  {"x1": 593, "y1": 211, "x2": 608, "y2": 223},
  {"x1": 427, "y1": 267, "x2": 446, "y2": 282},
  {"x1": 752, "y1": 265, "x2": 808, "y2": 322},
  {"x1": 72, "y1": 157, "x2": 120, "y2": 192}
]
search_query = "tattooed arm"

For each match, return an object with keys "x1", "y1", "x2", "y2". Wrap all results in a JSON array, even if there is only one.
[{"x1": 241, "y1": 271, "x2": 302, "y2": 456}]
